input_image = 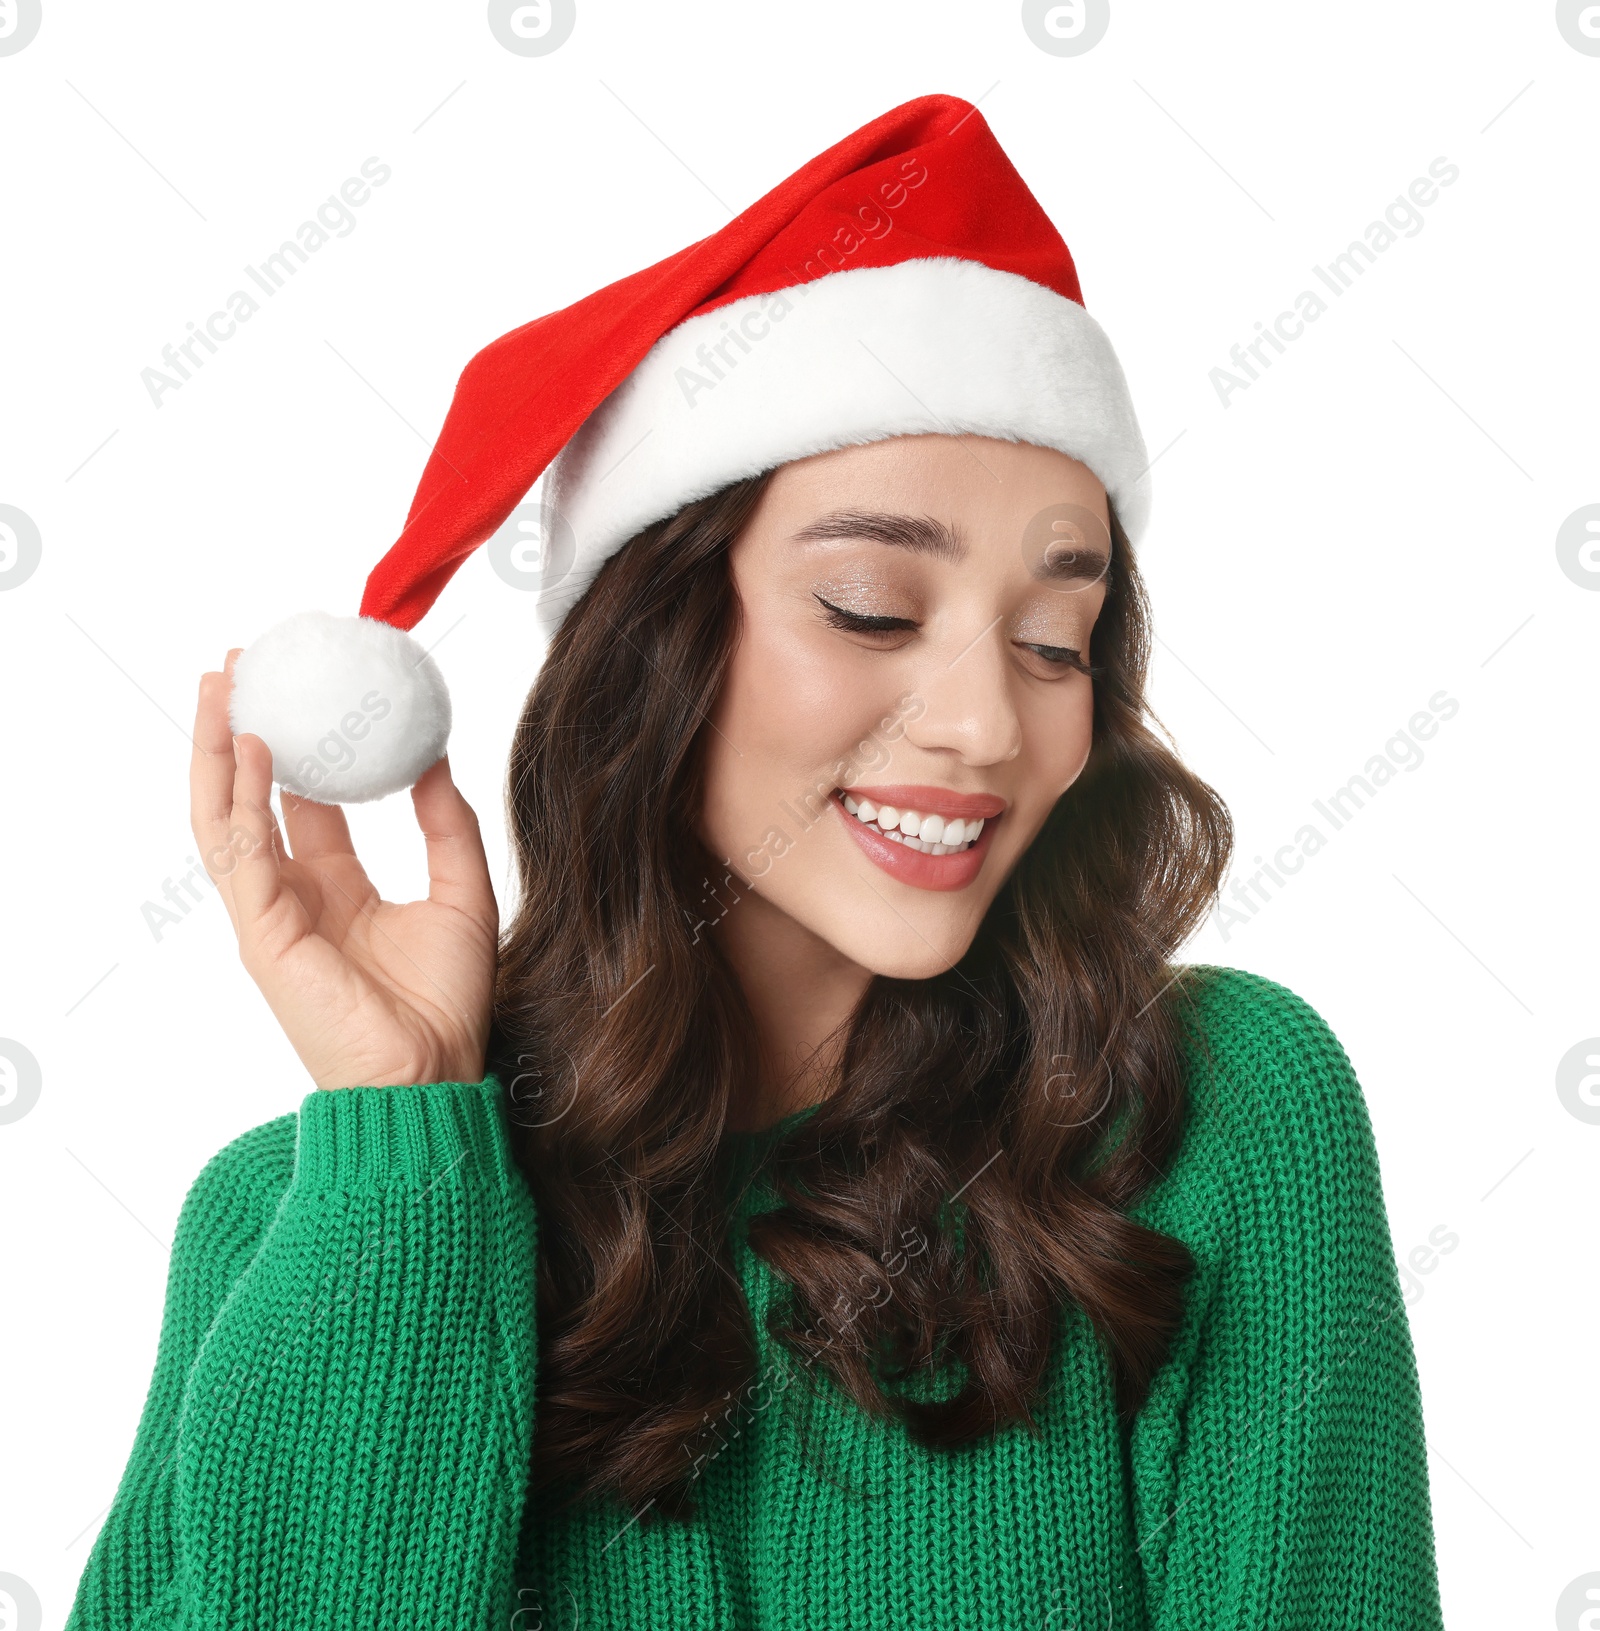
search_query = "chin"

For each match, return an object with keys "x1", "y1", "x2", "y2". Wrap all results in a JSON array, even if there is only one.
[
  {"x1": 866, "y1": 946, "x2": 972, "y2": 981},
  {"x1": 831, "y1": 917, "x2": 983, "y2": 982}
]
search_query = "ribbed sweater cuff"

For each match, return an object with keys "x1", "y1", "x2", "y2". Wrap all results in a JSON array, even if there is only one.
[{"x1": 292, "y1": 1074, "x2": 517, "y2": 1192}]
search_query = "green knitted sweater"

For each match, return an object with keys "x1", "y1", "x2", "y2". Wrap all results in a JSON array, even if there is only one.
[{"x1": 66, "y1": 965, "x2": 1444, "y2": 1629}]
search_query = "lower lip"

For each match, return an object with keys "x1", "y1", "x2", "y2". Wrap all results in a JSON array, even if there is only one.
[{"x1": 832, "y1": 794, "x2": 997, "y2": 892}]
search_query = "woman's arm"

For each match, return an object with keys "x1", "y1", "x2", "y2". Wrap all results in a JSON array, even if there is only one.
[
  {"x1": 68, "y1": 648, "x2": 527, "y2": 1626},
  {"x1": 64, "y1": 1113, "x2": 298, "y2": 1628},
  {"x1": 1130, "y1": 968, "x2": 1445, "y2": 1630},
  {"x1": 67, "y1": 1074, "x2": 539, "y2": 1630}
]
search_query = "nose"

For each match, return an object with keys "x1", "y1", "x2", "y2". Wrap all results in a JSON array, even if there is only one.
[{"x1": 902, "y1": 619, "x2": 1023, "y2": 766}]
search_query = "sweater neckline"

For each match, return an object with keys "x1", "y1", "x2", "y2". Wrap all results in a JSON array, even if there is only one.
[{"x1": 723, "y1": 1099, "x2": 823, "y2": 1147}]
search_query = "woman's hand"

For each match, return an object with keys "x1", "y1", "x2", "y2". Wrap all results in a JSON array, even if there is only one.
[{"x1": 190, "y1": 649, "x2": 499, "y2": 1091}]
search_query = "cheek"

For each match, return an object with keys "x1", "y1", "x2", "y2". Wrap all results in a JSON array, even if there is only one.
[
  {"x1": 1016, "y1": 685, "x2": 1096, "y2": 822},
  {"x1": 699, "y1": 600, "x2": 882, "y2": 861},
  {"x1": 1061, "y1": 693, "x2": 1096, "y2": 783}
]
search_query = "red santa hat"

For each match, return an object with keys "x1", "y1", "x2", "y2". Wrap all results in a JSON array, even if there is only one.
[{"x1": 230, "y1": 92, "x2": 1152, "y2": 804}]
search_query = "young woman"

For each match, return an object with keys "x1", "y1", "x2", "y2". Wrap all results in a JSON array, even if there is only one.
[{"x1": 68, "y1": 96, "x2": 1444, "y2": 1629}]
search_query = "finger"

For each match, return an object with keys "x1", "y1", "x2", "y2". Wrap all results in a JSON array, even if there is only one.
[
  {"x1": 191, "y1": 653, "x2": 249, "y2": 924},
  {"x1": 226, "y1": 731, "x2": 284, "y2": 925},
  {"x1": 280, "y1": 787, "x2": 356, "y2": 863},
  {"x1": 190, "y1": 650, "x2": 243, "y2": 835},
  {"x1": 411, "y1": 756, "x2": 496, "y2": 922}
]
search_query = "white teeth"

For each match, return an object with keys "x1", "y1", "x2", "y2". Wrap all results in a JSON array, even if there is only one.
[{"x1": 839, "y1": 793, "x2": 987, "y2": 855}]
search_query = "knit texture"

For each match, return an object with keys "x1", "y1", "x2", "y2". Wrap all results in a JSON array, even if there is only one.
[{"x1": 66, "y1": 965, "x2": 1443, "y2": 1629}]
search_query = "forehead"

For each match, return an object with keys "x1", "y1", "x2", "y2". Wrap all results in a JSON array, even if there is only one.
[
  {"x1": 746, "y1": 434, "x2": 1112, "y2": 582},
  {"x1": 760, "y1": 433, "x2": 1107, "y2": 529}
]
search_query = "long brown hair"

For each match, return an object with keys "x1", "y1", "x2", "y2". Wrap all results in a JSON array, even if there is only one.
[{"x1": 490, "y1": 468, "x2": 1232, "y2": 1524}]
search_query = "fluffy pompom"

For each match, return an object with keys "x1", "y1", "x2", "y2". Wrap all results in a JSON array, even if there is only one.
[{"x1": 228, "y1": 611, "x2": 452, "y2": 805}]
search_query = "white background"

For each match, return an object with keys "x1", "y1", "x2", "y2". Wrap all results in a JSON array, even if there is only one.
[{"x1": 2, "y1": 3, "x2": 1596, "y2": 1627}]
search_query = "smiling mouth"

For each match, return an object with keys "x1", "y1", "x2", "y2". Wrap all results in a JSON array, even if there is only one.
[
  {"x1": 830, "y1": 787, "x2": 1002, "y2": 892},
  {"x1": 837, "y1": 791, "x2": 989, "y2": 855}
]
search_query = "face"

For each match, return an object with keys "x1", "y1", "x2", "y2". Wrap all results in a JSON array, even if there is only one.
[{"x1": 698, "y1": 433, "x2": 1112, "y2": 981}]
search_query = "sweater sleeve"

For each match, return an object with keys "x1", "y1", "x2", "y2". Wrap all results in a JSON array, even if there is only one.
[
  {"x1": 1128, "y1": 968, "x2": 1445, "y2": 1630},
  {"x1": 65, "y1": 1075, "x2": 540, "y2": 1631}
]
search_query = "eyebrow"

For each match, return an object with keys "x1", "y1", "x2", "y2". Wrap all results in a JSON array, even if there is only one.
[
  {"x1": 790, "y1": 509, "x2": 965, "y2": 562},
  {"x1": 790, "y1": 507, "x2": 1112, "y2": 581}
]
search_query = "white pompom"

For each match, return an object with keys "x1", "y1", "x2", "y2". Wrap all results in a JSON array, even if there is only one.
[{"x1": 228, "y1": 611, "x2": 452, "y2": 804}]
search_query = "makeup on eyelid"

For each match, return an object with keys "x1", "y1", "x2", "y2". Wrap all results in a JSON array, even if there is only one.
[
  {"x1": 812, "y1": 585, "x2": 1092, "y2": 650},
  {"x1": 809, "y1": 567, "x2": 916, "y2": 605}
]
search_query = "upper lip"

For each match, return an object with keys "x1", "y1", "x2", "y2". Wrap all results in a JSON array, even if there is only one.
[{"x1": 838, "y1": 784, "x2": 1007, "y2": 821}]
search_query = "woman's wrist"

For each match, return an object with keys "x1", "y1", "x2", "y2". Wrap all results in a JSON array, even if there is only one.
[{"x1": 314, "y1": 1065, "x2": 488, "y2": 1092}]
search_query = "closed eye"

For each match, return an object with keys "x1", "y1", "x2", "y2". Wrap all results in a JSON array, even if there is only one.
[
  {"x1": 815, "y1": 595, "x2": 1103, "y2": 677},
  {"x1": 813, "y1": 594, "x2": 916, "y2": 634},
  {"x1": 1021, "y1": 643, "x2": 1103, "y2": 678}
]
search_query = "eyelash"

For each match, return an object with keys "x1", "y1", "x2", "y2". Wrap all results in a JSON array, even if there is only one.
[{"x1": 813, "y1": 595, "x2": 1104, "y2": 677}]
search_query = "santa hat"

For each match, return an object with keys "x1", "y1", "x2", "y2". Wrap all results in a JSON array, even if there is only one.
[{"x1": 230, "y1": 93, "x2": 1151, "y2": 804}]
